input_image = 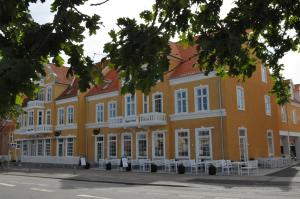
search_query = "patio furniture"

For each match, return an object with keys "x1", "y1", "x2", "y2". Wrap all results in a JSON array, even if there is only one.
[{"x1": 240, "y1": 160, "x2": 258, "y2": 176}]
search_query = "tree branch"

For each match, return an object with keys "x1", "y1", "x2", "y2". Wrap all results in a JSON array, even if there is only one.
[{"x1": 90, "y1": 0, "x2": 110, "y2": 6}]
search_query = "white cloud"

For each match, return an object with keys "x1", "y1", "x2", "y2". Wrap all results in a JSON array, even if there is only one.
[{"x1": 29, "y1": 0, "x2": 300, "y2": 83}]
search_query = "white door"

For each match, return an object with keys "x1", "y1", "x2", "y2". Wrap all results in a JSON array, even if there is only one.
[
  {"x1": 195, "y1": 129, "x2": 212, "y2": 161},
  {"x1": 95, "y1": 136, "x2": 104, "y2": 162},
  {"x1": 239, "y1": 129, "x2": 248, "y2": 161}
]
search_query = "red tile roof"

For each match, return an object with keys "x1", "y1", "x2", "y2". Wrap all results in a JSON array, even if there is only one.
[
  {"x1": 169, "y1": 42, "x2": 201, "y2": 79},
  {"x1": 86, "y1": 69, "x2": 119, "y2": 97},
  {"x1": 56, "y1": 78, "x2": 79, "y2": 100},
  {"x1": 49, "y1": 64, "x2": 73, "y2": 85}
]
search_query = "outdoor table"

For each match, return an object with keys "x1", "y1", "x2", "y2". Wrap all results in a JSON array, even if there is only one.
[{"x1": 231, "y1": 161, "x2": 248, "y2": 175}]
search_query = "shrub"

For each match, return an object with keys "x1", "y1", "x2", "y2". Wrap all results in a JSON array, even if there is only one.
[
  {"x1": 151, "y1": 163, "x2": 157, "y2": 172},
  {"x1": 85, "y1": 162, "x2": 90, "y2": 169},
  {"x1": 208, "y1": 164, "x2": 217, "y2": 175},
  {"x1": 177, "y1": 163, "x2": 185, "y2": 174},
  {"x1": 106, "y1": 162, "x2": 112, "y2": 170}
]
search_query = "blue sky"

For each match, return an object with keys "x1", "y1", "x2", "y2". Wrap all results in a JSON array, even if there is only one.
[{"x1": 30, "y1": 0, "x2": 300, "y2": 84}]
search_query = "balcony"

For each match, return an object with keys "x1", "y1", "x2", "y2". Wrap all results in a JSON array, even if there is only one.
[
  {"x1": 55, "y1": 123, "x2": 78, "y2": 131},
  {"x1": 139, "y1": 112, "x2": 167, "y2": 126},
  {"x1": 108, "y1": 113, "x2": 167, "y2": 128},
  {"x1": 14, "y1": 125, "x2": 53, "y2": 135},
  {"x1": 26, "y1": 100, "x2": 44, "y2": 109}
]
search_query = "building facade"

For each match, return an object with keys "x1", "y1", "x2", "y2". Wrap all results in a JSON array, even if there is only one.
[{"x1": 13, "y1": 43, "x2": 300, "y2": 165}]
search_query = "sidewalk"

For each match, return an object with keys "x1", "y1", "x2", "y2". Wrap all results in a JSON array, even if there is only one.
[{"x1": 1, "y1": 163, "x2": 300, "y2": 187}]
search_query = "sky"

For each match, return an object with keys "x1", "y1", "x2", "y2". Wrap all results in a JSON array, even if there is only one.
[{"x1": 29, "y1": 0, "x2": 300, "y2": 84}]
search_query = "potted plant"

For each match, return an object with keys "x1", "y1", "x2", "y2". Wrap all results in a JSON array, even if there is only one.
[
  {"x1": 208, "y1": 164, "x2": 217, "y2": 175},
  {"x1": 85, "y1": 162, "x2": 90, "y2": 169},
  {"x1": 177, "y1": 163, "x2": 185, "y2": 174},
  {"x1": 106, "y1": 162, "x2": 112, "y2": 170},
  {"x1": 151, "y1": 163, "x2": 158, "y2": 172},
  {"x1": 126, "y1": 163, "x2": 131, "y2": 171}
]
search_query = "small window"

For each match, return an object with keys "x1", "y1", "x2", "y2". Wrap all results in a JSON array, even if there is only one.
[
  {"x1": 267, "y1": 131, "x2": 274, "y2": 157},
  {"x1": 281, "y1": 106, "x2": 287, "y2": 122},
  {"x1": 58, "y1": 108, "x2": 64, "y2": 125},
  {"x1": 236, "y1": 86, "x2": 245, "y2": 110},
  {"x1": 261, "y1": 64, "x2": 267, "y2": 83},
  {"x1": 45, "y1": 139, "x2": 51, "y2": 156},
  {"x1": 292, "y1": 109, "x2": 297, "y2": 124},
  {"x1": 28, "y1": 111, "x2": 34, "y2": 126},
  {"x1": 46, "y1": 110, "x2": 51, "y2": 125},
  {"x1": 108, "y1": 102, "x2": 117, "y2": 119},
  {"x1": 153, "y1": 93, "x2": 163, "y2": 113},
  {"x1": 37, "y1": 140, "x2": 44, "y2": 156},
  {"x1": 46, "y1": 86, "x2": 52, "y2": 102},
  {"x1": 37, "y1": 110, "x2": 43, "y2": 125},
  {"x1": 125, "y1": 94, "x2": 136, "y2": 116},
  {"x1": 66, "y1": 138, "x2": 74, "y2": 156},
  {"x1": 195, "y1": 86, "x2": 209, "y2": 111},
  {"x1": 143, "y1": 95, "x2": 149, "y2": 113},
  {"x1": 264, "y1": 95, "x2": 271, "y2": 116},
  {"x1": 175, "y1": 89, "x2": 188, "y2": 113},
  {"x1": 108, "y1": 135, "x2": 117, "y2": 158},
  {"x1": 67, "y1": 106, "x2": 74, "y2": 124},
  {"x1": 96, "y1": 103, "x2": 104, "y2": 123}
]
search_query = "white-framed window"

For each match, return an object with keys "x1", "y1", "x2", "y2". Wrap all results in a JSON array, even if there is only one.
[
  {"x1": 57, "y1": 138, "x2": 64, "y2": 156},
  {"x1": 37, "y1": 110, "x2": 44, "y2": 125},
  {"x1": 152, "y1": 92, "x2": 163, "y2": 113},
  {"x1": 261, "y1": 63, "x2": 267, "y2": 83},
  {"x1": 37, "y1": 140, "x2": 44, "y2": 156},
  {"x1": 292, "y1": 109, "x2": 297, "y2": 124},
  {"x1": 267, "y1": 130, "x2": 274, "y2": 157},
  {"x1": 46, "y1": 109, "x2": 51, "y2": 125},
  {"x1": 236, "y1": 86, "x2": 245, "y2": 110},
  {"x1": 37, "y1": 88, "x2": 45, "y2": 101},
  {"x1": 23, "y1": 113, "x2": 27, "y2": 127},
  {"x1": 108, "y1": 134, "x2": 117, "y2": 158},
  {"x1": 239, "y1": 127, "x2": 248, "y2": 161},
  {"x1": 95, "y1": 135, "x2": 104, "y2": 162},
  {"x1": 96, "y1": 103, "x2": 104, "y2": 123},
  {"x1": 152, "y1": 131, "x2": 165, "y2": 159},
  {"x1": 195, "y1": 128, "x2": 212, "y2": 161},
  {"x1": 175, "y1": 129, "x2": 190, "y2": 159},
  {"x1": 136, "y1": 132, "x2": 147, "y2": 159},
  {"x1": 194, "y1": 85, "x2": 209, "y2": 111},
  {"x1": 30, "y1": 140, "x2": 36, "y2": 156},
  {"x1": 22, "y1": 141, "x2": 28, "y2": 156},
  {"x1": 67, "y1": 106, "x2": 74, "y2": 124},
  {"x1": 143, "y1": 94, "x2": 149, "y2": 113},
  {"x1": 28, "y1": 111, "x2": 34, "y2": 126},
  {"x1": 264, "y1": 95, "x2": 271, "y2": 116},
  {"x1": 45, "y1": 139, "x2": 51, "y2": 156},
  {"x1": 46, "y1": 86, "x2": 52, "y2": 102},
  {"x1": 125, "y1": 94, "x2": 136, "y2": 116},
  {"x1": 175, "y1": 89, "x2": 188, "y2": 113},
  {"x1": 58, "y1": 107, "x2": 64, "y2": 125},
  {"x1": 66, "y1": 138, "x2": 74, "y2": 156},
  {"x1": 122, "y1": 133, "x2": 132, "y2": 158},
  {"x1": 16, "y1": 141, "x2": 21, "y2": 149},
  {"x1": 108, "y1": 101, "x2": 117, "y2": 119},
  {"x1": 281, "y1": 106, "x2": 287, "y2": 122}
]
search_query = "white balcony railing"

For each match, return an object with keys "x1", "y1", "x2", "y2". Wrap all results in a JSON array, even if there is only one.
[
  {"x1": 55, "y1": 123, "x2": 78, "y2": 131},
  {"x1": 139, "y1": 112, "x2": 167, "y2": 126},
  {"x1": 14, "y1": 125, "x2": 53, "y2": 135},
  {"x1": 27, "y1": 100, "x2": 44, "y2": 108}
]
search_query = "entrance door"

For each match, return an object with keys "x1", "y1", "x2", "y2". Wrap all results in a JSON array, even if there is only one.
[
  {"x1": 195, "y1": 128, "x2": 212, "y2": 161},
  {"x1": 239, "y1": 128, "x2": 248, "y2": 161},
  {"x1": 95, "y1": 136, "x2": 104, "y2": 163}
]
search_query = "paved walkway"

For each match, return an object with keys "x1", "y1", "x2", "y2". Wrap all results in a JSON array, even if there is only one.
[{"x1": 1, "y1": 162, "x2": 300, "y2": 187}]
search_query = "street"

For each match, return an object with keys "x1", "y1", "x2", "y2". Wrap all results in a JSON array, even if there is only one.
[{"x1": 1, "y1": 173, "x2": 300, "y2": 199}]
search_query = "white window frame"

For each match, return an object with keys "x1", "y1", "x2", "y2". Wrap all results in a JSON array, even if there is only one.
[
  {"x1": 281, "y1": 106, "x2": 287, "y2": 122},
  {"x1": 122, "y1": 133, "x2": 132, "y2": 158},
  {"x1": 195, "y1": 128, "x2": 213, "y2": 161},
  {"x1": 292, "y1": 109, "x2": 297, "y2": 124},
  {"x1": 264, "y1": 95, "x2": 271, "y2": 116},
  {"x1": 124, "y1": 94, "x2": 136, "y2": 116},
  {"x1": 143, "y1": 94, "x2": 149, "y2": 113},
  {"x1": 175, "y1": 89, "x2": 188, "y2": 114},
  {"x1": 57, "y1": 138, "x2": 65, "y2": 156},
  {"x1": 96, "y1": 103, "x2": 104, "y2": 123},
  {"x1": 175, "y1": 129, "x2": 190, "y2": 159},
  {"x1": 46, "y1": 109, "x2": 51, "y2": 125},
  {"x1": 66, "y1": 137, "x2": 74, "y2": 156},
  {"x1": 46, "y1": 86, "x2": 52, "y2": 102},
  {"x1": 152, "y1": 131, "x2": 166, "y2": 159},
  {"x1": 136, "y1": 132, "x2": 148, "y2": 159},
  {"x1": 236, "y1": 86, "x2": 245, "y2": 110},
  {"x1": 108, "y1": 101, "x2": 117, "y2": 119},
  {"x1": 37, "y1": 139, "x2": 44, "y2": 156},
  {"x1": 108, "y1": 134, "x2": 117, "y2": 159},
  {"x1": 44, "y1": 139, "x2": 51, "y2": 156},
  {"x1": 238, "y1": 127, "x2": 248, "y2": 162},
  {"x1": 267, "y1": 130, "x2": 275, "y2": 157},
  {"x1": 95, "y1": 135, "x2": 104, "y2": 162},
  {"x1": 152, "y1": 92, "x2": 163, "y2": 113},
  {"x1": 66, "y1": 106, "x2": 74, "y2": 124},
  {"x1": 261, "y1": 63, "x2": 267, "y2": 83},
  {"x1": 57, "y1": 107, "x2": 64, "y2": 125},
  {"x1": 37, "y1": 110, "x2": 44, "y2": 126},
  {"x1": 194, "y1": 85, "x2": 210, "y2": 112},
  {"x1": 28, "y1": 111, "x2": 34, "y2": 126}
]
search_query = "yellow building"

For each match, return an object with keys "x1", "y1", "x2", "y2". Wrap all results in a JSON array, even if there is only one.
[{"x1": 13, "y1": 43, "x2": 300, "y2": 165}]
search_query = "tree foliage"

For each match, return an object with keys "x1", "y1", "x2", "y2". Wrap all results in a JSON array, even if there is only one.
[
  {"x1": 0, "y1": 0, "x2": 102, "y2": 118},
  {"x1": 104, "y1": 0, "x2": 300, "y2": 104}
]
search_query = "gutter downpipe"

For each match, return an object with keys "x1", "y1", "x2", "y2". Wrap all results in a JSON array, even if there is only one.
[{"x1": 218, "y1": 76, "x2": 225, "y2": 160}]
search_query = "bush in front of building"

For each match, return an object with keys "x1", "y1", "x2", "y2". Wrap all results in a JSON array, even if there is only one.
[
  {"x1": 106, "y1": 162, "x2": 112, "y2": 170},
  {"x1": 208, "y1": 164, "x2": 217, "y2": 175},
  {"x1": 151, "y1": 163, "x2": 158, "y2": 172},
  {"x1": 177, "y1": 163, "x2": 185, "y2": 174}
]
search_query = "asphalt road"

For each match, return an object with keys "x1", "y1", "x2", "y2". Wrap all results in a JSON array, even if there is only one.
[{"x1": 1, "y1": 174, "x2": 300, "y2": 199}]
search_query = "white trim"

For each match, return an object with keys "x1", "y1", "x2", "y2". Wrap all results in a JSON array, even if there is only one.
[
  {"x1": 194, "y1": 85, "x2": 210, "y2": 112},
  {"x1": 66, "y1": 105, "x2": 74, "y2": 124},
  {"x1": 152, "y1": 130, "x2": 166, "y2": 159},
  {"x1": 57, "y1": 107, "x2": 64, "y2": 125},
  {"x1": 85, "y1": 122, "x2": 107, "y2": 129},
  {"x1": 174, "y1": 88, "x2": 188, "y2": 114},
  {"x1": 121, "y1": 132, "x2": 132, "y2": 158},
  {"x1": 152, "y1": 92, "x2": 163, "y2": 113},
  {"x1": 280, "y1": 131, "x2": 300, "y2": 137},
  {"x1": 175, "y1": 128, "x2": 190, "y2": 159},
  {"x1": 136, "y1": 131, "x2": 148, "y2": 159},
  {"x1": 96, "y1": 103, "x2": 104, "y2": 123},
  {"x1": 264, "y1": 95, "x2": 271, "y2": 116},
  {"x1": 238, "y1": 127, "x2": 248, "y2": 161},
  {"x1": 292, "y1": 109, "x2": 297, "y2": 124},
  {"x1": 195, "y1": 128, "x2": 213, "y2": 161},
  {"x1": 142, "y1": 94, "x2": 149, "y2": 113},
  {"x1": 107, "y1": 134, "x2": 118, "y2": 159},
  {"x1": 124, "y1": 93, "x2": 136, "y2": 117},
  {"x1": 37, "y1": 110, "x2": 44, "y2": 125},
  {"x1": 95, "y1": 135, "x2": 104, "y2": 162},
  {"x1": 236, "y1": 86, "x2": 245, "y2": 111},
  {"x1": 108, "y1": 101, "x2": 117, "y2": 119},
  {"x1": 56, "y1": 97, "x2": 78, "y2": 105},
  {"x1": 170, "y1": 109, "x2": 226, "y2": 121},
  {"x1": 45, "y1": 109, "x2": 51, "y2": 125},
  {"x1": 291, "y1": 101, "x2": 300, "y2": 107},
  {"x1": 55, "y1": 123, "x2": 77, "y2": 131},
  {"x1": 86, "y1": 91, "x2": 118, "y2": 102},
  {"x1": 169, "y1": 72, "x2": 216, "y2": 85},
  {"x1": 261, "y1": 63, "x2": 267, "y2": 83},
  {"x1": 267, "y1": 130, "x2": 275, "y2": 157}
]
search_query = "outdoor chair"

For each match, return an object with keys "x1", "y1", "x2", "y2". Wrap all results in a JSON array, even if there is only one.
[{"x1": 240, "y1": 160, "x2": 258, "y2": 176}]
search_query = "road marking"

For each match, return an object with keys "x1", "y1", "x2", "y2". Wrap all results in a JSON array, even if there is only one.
[
  {"x1": 76, "y1": 194, "x2": 112, "y2": 199},
  {"x1": 30, "y1": 188, "x2": 54, "y2": 192},
  {"x1": 0, "y1": 183, "x2": 16, "y2": 187}
]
